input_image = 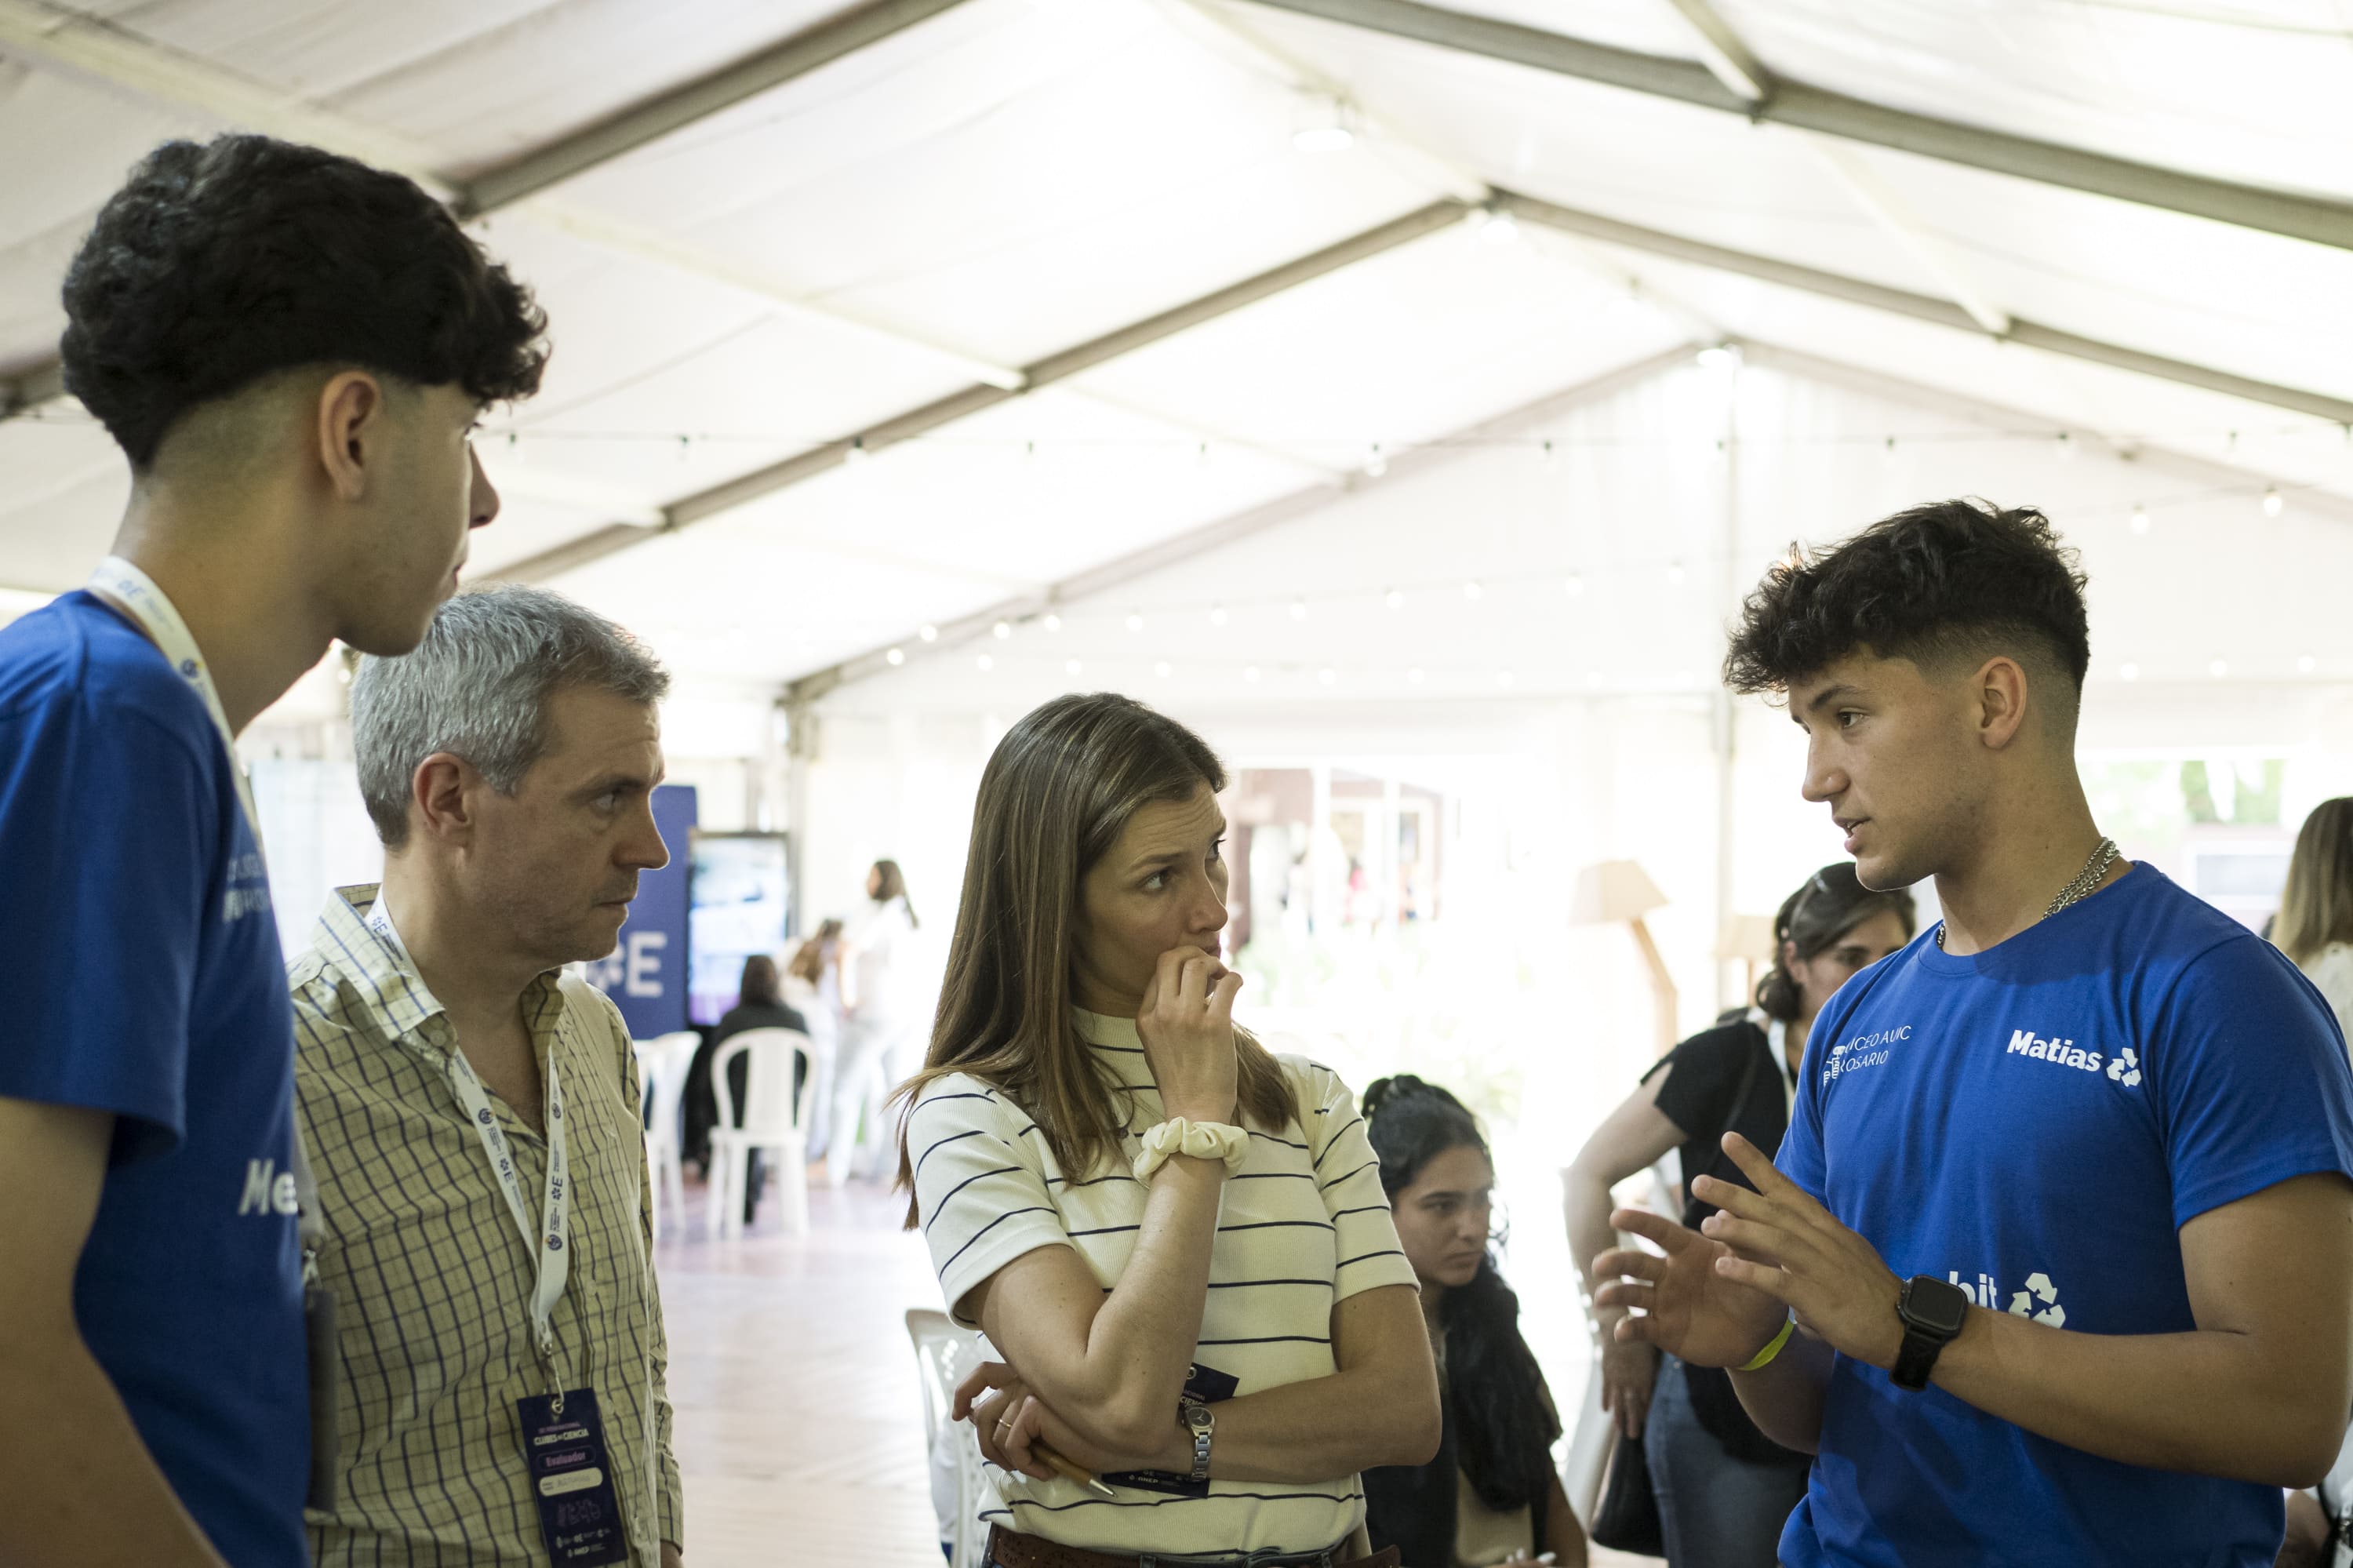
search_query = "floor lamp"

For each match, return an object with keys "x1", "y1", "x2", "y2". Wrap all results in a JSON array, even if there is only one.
[
  {"x1": 1716, "y1": 913, "x2": 1779, "y2": 1013},
  {"x1": 1571, "y1": 859, "x2": 1677, "y2": 1056}
]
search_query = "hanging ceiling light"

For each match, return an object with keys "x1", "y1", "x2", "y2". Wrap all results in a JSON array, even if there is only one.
[
  {"x1": 1292, "y1": 95, "x2": 1356, "y2": 153},
  {"x1": 992, "y1": 620, "x2": 1012, "y2": 640},
  {"x1": 1365, "y1": 443, "x2": 1387, "y2": 478},
  {"x1": 918, "y1": 624, "x2": 939, "y2": 642},
  {"x1": 2129, "y1": 504, "x2": 2149, "y2": 534},
  {"x1": 2263, "y1": 486, "x2": 2285, "y2": 518},
  {"x1": 886, "y1": 647, "x2": 905, "y2": 667},
  {"x1": 1695, "y1": 344, "x2": 1737, "y2": 370},
  {"x1": 1065, "y1": 658, "x2": 1083, "y2": 677}
]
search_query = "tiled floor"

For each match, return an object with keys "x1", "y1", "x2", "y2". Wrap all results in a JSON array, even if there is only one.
[{"x1": 653, "y1": 1174, "x2": 1660, "y2": 1567}]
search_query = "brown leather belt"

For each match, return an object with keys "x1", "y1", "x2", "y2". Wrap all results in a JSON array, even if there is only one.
[{"x1": 983, "y1": 1525, "x2": 1402, "y2": 1568}]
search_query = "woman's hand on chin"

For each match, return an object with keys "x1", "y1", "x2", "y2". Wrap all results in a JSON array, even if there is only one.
[{"x1": 1137, "y1": 944, "x2": 1242, "y2": 1126}]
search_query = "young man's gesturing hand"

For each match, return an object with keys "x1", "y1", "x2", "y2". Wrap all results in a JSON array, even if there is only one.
[{"x1": 1595, "y1": 1133, "x2": 1908, "y2": 1372}]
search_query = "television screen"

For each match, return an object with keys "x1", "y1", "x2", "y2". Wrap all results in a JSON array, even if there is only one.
[{"x1": 688, "y1": 832, "x2": 791, "y2": 1027}]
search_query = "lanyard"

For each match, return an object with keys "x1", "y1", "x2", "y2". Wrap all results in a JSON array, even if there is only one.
[
  {"x1": 365, "y1": 894, "x2": 573, "y2": 1385},
  {"x1": 84, "y1": 556, "x2": 327, "y2": 1277}
]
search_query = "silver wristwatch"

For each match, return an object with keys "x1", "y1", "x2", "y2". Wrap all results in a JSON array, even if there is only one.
[{"x1": 1181, "y1": 1402, "x2": 1214, "y2": 1483}]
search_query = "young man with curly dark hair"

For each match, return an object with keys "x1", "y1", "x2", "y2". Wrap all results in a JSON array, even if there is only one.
[
  {"x1": 1595, "y1": 499, "x2": 2353, "y2": 1566},
  {"x1": 0, "y1": 134, "x2": 546, "y2": 1568}
]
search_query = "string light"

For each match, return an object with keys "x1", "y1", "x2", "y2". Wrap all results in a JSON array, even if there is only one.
[
  {"x1": 2055, "y1": 431, "x2": 2075, "y2": 460},
  {"x1": 1463, "y1": 580, "x2": 1483, "y2": 600},
  {"x1": 1066, "y1": 658, "x2": 1083, "y2": 676},
  {"x1": 844, "y1": 437, "x2": 870, "y2": 465},
  {"x1": 2262, "y1": 486, "x2": 2284, "y2": 518},
  {"x1": 2129, "y1": 504, "x2": 2149, "y2": 533},
  {"x1": 1564, "y1": 573, "x2": 1585, "y2": 596},
  {"x1": 1666, "y1": 561, "x2": 1688, "y2": 586},
  {"x1": 1409, "y1": 668, "x2": 1426, "y2": 685},
  {"x1": 976, "y1": 653, "x2": 995, "y2": 672},
  {"x1": 1384, "y1": 588, "x2": 1405, "y2": 609},
  {"x1": 1289, "y1": 598, "x2": 1309, "y2": 621},
  {"x1": 1365, "y1": 443, "x2": 1387, "y2": 478},
  {"x1": 1210, "y1": 604, "x2": 1230, "y2": 626},
  {"x1": 2119, "y1": 662, "x2": 2139, "y2": 682},
  {"x1": 1497, "y1": 671, "x2": 1515, "y2": 688},
  {"x1": 918, "y1": 624, "x2": 939, "y2": 642},
  {"x1": 1293, "y1": 96, "x2": 1355, "y2": 154},
  {"x1": 2209, "y1": 657, "x2": 2229, "y2": 678},
  {"x1": 2299, "y1": 654, "x2": 2318, "y2": 674},
  {"x1": 1244, "y1": 666, "x2": 1261, "y2": 683},
  {"x1": 992, "y1": 620, "x2": 1012, "y2": 640},
  {"x1": 1154, "y1": 660, "x2": 1173, "y2": 678},
  {"x1": 1318, "y1": 668, "x2": 1337, "y2": 686},
  {"x1": 1476, "y1": 207, "x2": 1519, "y2": 246},
  {"x1": 1696, "y1": 345, "x2": 1735, "y2": 370},
  {"x1": 886, "y1": 647, "x2": 905, "y2": 666},
  {"x1": 1540, "y1": 439, "x2": 1557, "y2": 468},
  {"x1": 1126, "y1": 613, "x2": 1144, "y2": 633},
  {"x1": 1043, "y1": 613, "x2": 1062, "y2": 632}
]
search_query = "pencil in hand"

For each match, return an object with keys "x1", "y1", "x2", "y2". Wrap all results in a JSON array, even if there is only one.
[{"x1": 1031, "y1": 1440, "x2": 1117, "y2": 1499}]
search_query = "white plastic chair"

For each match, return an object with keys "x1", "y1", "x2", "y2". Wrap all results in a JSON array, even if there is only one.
[
  {"x1": 907, "y1": 1307, "x2": 990, "y2": 1568},
  {"x1": 634, "y1": 1031, "x2": 698, "y2": 1242},
  {"x1": 707, "y1": 1026, "x2": 813, "y2": 1238}
]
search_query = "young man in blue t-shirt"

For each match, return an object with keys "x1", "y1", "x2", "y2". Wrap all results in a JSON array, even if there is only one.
[
  {"x1": 1596, "y1": 499, "x2": 2353, "y2": 1566},
  {"x1": 0, "y1": 136, "x2": 545, "y2": 1566}
]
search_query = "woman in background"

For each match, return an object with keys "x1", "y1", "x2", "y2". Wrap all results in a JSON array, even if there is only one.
[
  {"x1": 786, "y1": 918, "x2": 846, "y2": 1162},
  {"x1": 2277, "y1": 796, "x2": 2353, "y2": 1042},
  {"x1": 1361, "y1": 1075, "x2": 1587, "y2": 1568},
  {"x1": 831, "y1": 860, "x2": 919, "y2": 1180},
  {"x1": 1562, "y1": 864, "x2": 1913, "y2": 1568}
]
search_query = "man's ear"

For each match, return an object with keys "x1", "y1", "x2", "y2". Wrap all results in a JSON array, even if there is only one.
[
  {"x1": 315, "y1": 370, "x2": 390, "y2": 503},
  {"x1": 1972, "y1": 656, "x2": 2031, "y2": 751},
  {"x1": 409, "y1": 753, "x2": 479, "y2": 844}
]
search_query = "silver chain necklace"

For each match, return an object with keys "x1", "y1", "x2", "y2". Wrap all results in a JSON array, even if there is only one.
[{"x1": 1936, "y1": 836, "x2": 2121, "y2": 950}]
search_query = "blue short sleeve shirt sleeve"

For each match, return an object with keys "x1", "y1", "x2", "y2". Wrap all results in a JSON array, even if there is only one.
[
  {"x1": 0, "y1": 594, "x2": 309, "y2": 1568},
  {"x1": 1776, "y1": 865, "x2": 2353, "y2": 1568}
]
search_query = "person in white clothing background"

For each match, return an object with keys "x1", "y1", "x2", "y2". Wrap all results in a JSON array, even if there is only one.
[
  {"x1": 2278, "y1": 797, "x2": 2353, "y2": 1046},
  {"x1": 785, "y1": 918, "x2": 846, "y2": 1162},
  {"x1": 830, "y1": 860, "x2": 921, "y2": 1181}
]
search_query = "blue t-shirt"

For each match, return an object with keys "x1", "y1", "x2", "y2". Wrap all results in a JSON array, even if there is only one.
[
  {"x1": 0, "y1": 592, "x2": 308, "y2": 1566},
  {"x1": 1777, "y1": 864, "x2": 2353, "y2": 1567}
]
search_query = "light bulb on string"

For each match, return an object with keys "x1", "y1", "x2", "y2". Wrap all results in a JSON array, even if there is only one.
[
  {"x1": 992, "y1": 620, "x2": 1012, "y2": 640},
  {"x1": 1365, "y1": 443, "x2": 1387, "y2": 478},
  {"x1": 2119, "y1": 662, "x2": 2140, "y2": 682},
  {"x1": 1289, "y1": 598, "x2": 1307, "y2": 621},
  {"x1": 2129, "y1": 504, "x2": 2149, "y2": 534},
  {"x1": 918, "y1": 624, "x2": 939, "y2": 643},
  {"x1": 2263, "y1": 486, "x2": 2284, "y2": 518},
  {"x1": 1463, "y1": 580, "x2": 1483, "y2": 600},
  {"x1": 1244, "y1": 666, "x2": 1261, "y2": 684},
  {"x1": 1497, "y1": 671, "x2": 1515, "y2": 688},
  {"x1": 976, "y1": 653, "x2": 995, "y2": 672},
  {"x1": 1475, "y1": 207, "x2": 1519, "y2": 246},
  {"x1": 1210, "y1": 605, "x2": 1230, "y2": 627},
  {"x1": 1318, "y1": 668, "x2": 1337, "y2": 687},
  {"x1": 1564, "y1": 572, "x2": 1585, "y2": 597},
  {"x1": 2209, "y1": 657, "x2": 2229, "y2": 678},
  {"x1": 1065, "y1": 658, "x2": 1083, "y2": 677},
  {"x1": 1384, "y1": 588, "x2": 1404, "y2": 609},
  {"x1": 2299, "y1": 654, "x2": 2318, "y2": 674},
  {"x1": 1666, "y1": 561, "x2": 1688, "y2": 586},
  {"x1": 1882, "y1": 435, "x2": 1897, "y2": 462},
  {"x1": 844, "y1": 437, "x2": 870, "y2": 465},
  {"x1": 1043, "y1": 613, "x2": 1062, "y2": 632},
  {"x1": 1155, "y1": 661, "x2": 1173, "y2": 678},
  {"x1": 1540, "y1": 439, "x2": 1557, "y2": 469},
  {"x1": 1126, "y1": 612, "x2": 1144, "y2": 634},
  {"x1": 886, "y1": 647, "x2": 905, "y2": 667},
  {"x1": 1696, "y1": 345, "x2": 1735, "y2": 370},
  {"x1": 2055, "y1": 431, "x2": 2075, "y2": 460},
  {"x1": 1292, "y1": 96, "x2": 1355, "y2": 154},
  {"x1": 1408, "y1": 668, "x2": 1426, "y2": 686}
]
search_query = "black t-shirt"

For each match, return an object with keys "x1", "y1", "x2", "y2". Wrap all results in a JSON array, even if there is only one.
[{"x1": 1639, "y1": 1017, "x2": 1796, "y2": 1232}]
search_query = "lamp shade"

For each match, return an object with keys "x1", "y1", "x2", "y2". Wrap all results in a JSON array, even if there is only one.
[
  {"x1": 1715, "y1": 913, "x2": 1778, "y2": 963},
  {"x1": 1569, "y1": 859, "x2": 1667, "y2": 926}
]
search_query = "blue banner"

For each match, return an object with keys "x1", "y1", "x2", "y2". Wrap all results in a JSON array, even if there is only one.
[{"x1": 584, "y1": 783, "x2": 696, "y2": 1039}]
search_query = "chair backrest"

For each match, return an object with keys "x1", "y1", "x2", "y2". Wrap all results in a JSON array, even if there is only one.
[
  {"x1": 905, "y1": 1308, "x2": 959, "y2": 1450},
  {"x1": 905, "y1": 1307, "x2": 989, "y2": 1568},
  {"x1": 711, "y1": 1027, "x2": 811, "y2": 1138},
  {"x1": 635, "y1": 1031, "x2": 700, "y2": 1142}
]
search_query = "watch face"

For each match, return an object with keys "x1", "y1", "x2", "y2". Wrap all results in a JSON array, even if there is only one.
[
  {"x1": 1184, "y1": 1404, "x2": 1213, "y2": 1432},
  {"x1": 1902, "y1": 1274, "x2": 1970, "y2": 1336}
]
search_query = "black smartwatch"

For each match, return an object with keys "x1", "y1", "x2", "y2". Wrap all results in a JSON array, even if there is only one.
[{"x1": 1892, "y1": 1274, "x2": 1969, "y2": 1391}]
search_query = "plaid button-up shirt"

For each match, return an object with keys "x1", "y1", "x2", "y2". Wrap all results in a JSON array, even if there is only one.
[{"x1": 289, "y1": 885, "x2": 683, "y2": 1566}]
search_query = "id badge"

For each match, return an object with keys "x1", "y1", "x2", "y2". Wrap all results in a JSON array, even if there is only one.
[
  {"x1": 1100, "y1": 1361, "x2": 1240, "y2": 1498},
  {"x1": 515, "y1": 1389, "x2": 629, "y2": 1566}
]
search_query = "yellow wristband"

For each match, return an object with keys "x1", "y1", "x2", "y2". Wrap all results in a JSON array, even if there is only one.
[{"x1": 1738, "y1": 1318, "x2": 1796, "y2": 1373}]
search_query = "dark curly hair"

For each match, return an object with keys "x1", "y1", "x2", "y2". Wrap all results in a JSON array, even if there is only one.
[
  {"x1": 1362, "y1": 1075, "x2": 1558, "y2": 1515},
  {"x1": 1724, "y1": 499, "x2": 2090, "y2": 726},
  {"x1": 61, "y1": 134, "x2": 548, "y2": 468}
]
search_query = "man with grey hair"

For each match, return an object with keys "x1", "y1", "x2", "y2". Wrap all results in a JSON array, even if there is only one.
[{"x1": 288, "y1": 584, "x2": 686, "y2": 1567}]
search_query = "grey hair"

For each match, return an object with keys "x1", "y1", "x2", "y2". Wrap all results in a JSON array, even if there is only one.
[{"x1": 352, "y1": 584, "x2": 671, "y2": 847}]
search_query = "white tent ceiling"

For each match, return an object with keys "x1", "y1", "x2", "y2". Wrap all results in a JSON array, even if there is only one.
[{"x1": 1, "y1": 0, "x2": 2348, "y2": 733}]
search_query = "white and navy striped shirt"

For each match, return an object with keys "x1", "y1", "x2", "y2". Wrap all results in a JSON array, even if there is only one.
[{"x1": 910, "y1": 1007, "x2": 1417, "y2": 1556}]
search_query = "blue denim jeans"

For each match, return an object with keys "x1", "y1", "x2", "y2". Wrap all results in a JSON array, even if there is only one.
[{"x1": 1642, "y1": 1353, "x2": 1811, "y2": 1568}]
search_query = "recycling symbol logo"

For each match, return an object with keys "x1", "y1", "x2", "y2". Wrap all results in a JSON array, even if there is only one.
[
  {"x1": 2106, "y1": 1048, "x2": 2143, "y2": 1089},
  {"x1": 2006, "y1": 1271, "x2": 2066, "y2": 1328}
]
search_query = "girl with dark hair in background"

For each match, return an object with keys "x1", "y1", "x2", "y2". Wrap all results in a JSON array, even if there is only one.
[
  {"x1": 896, "y1": 692, "x2": 1438, "y2": 1566},
  {"x1": 831, "y1": 859, "x2": 921, "y2": 1180},
  {"x1": 1561, "y1": 864, "x2": 1914, "y2": 1566},
  {"x1": 1361, "y1": 1077, "x2": 1588, "y2": 1568}
]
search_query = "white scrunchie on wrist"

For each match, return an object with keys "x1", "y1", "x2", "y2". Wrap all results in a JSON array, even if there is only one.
[{"x1": 1131, "y1": 1118, "x2": 1249, "y2": 1181}]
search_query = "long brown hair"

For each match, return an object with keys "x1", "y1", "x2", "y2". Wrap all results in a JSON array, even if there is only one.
[
  {"x1": 895, "y1": 693, "x2": 1295, "y2": 1225},
  {"x1": 2278, "y1": 798, "x2": 2353, "y2": 965},
  {"x1": 871, "y1": 859, "x2": 918, "y2": 928}
]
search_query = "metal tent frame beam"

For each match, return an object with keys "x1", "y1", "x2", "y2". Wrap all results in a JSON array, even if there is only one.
[
  {"x1": 1496, "y1": 192, "x2": 2353, "y2": 427},
  {"x1": 0, "y1": 0, "x2": 988, "y2": 418},
  {"x1": 491, "y1": 197, "x2": 1473, "y2": 584},
  {"x1": 787, "y1": 340, "x2": 1701, "y2": 703},
  {"x1": 1237, "y1": 0, "x2": 2353, "y2": 253}
]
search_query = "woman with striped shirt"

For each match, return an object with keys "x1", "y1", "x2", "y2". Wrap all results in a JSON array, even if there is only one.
[{"x1": 896, "y1": 693, "x2": 1442, "y2": 1568}]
